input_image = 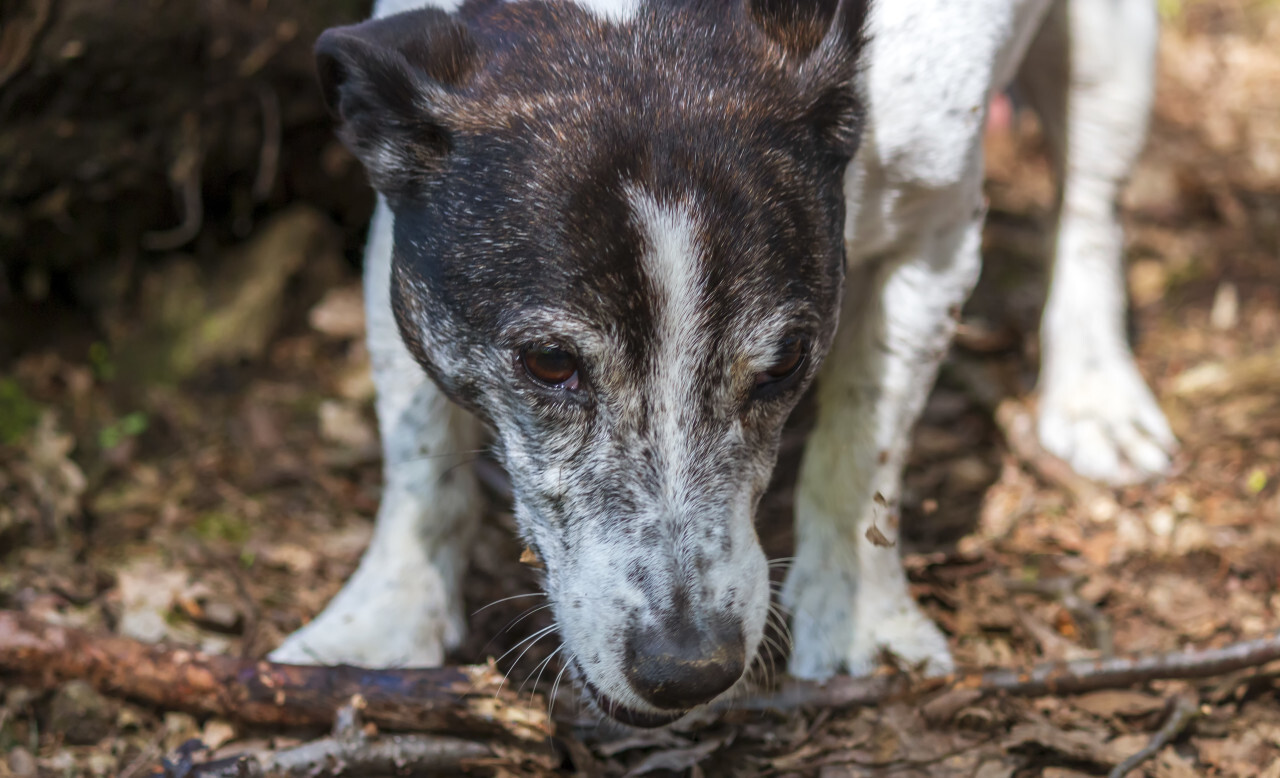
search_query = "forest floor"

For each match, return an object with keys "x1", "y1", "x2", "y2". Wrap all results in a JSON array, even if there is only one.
[{"x1": 2, "y1": 1, "x2": 1279, "y2": 776}]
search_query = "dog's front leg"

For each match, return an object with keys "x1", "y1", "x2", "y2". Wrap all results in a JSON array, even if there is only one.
[
  {"x1": 783, "y1": 201, "x2": 984, "y2": 680},
  {"x1": 271, "y1": 198, "x2": 484, "y2": 668}
]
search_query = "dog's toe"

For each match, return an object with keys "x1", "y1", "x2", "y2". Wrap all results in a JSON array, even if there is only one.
[
  {"x1": 1038, "y1": 357, "x2": 1176, "y2": 486},
  {"x1": 270, "y1": 562, "x2": 463, "y2": 668},
  {"x1": 270, "y1": 596, "x2": 454, "y2": 668},
  {"x1": 787, "y1": 601, "x2": 953, "y2": 679},
  {"x1": 784, "y1": 567, "x2": 954, "y2": 680},
  {"x1": 844, "y1": 594, "x2": 954, "y2": 677}
]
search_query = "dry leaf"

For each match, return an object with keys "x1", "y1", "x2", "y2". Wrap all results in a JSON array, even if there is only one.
[
  {"x1": 1071, "y1": 690, "x2": 1166, "y2": 719},
  {"x1": 866, "y1": 524, "x2": 895, "y2": 548},
  {"x1": 308, "y1": 284, "x2": 366, "y2": 339},
  {"x1": 519, "y1": 547, "x2": 544, "y2": 568}
]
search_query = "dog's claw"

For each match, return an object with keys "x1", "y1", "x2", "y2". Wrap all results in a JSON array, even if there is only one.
[{"x1": 1038, "y1": 356, "x2": 1176, "y2": 486}]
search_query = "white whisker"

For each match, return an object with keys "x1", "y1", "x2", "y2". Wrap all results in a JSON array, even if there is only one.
[
  {"x1": 548, "y1": 651, "x2": 576, "y2": 720},
  {"x1": 472, "y1": 591, "x2": 546, "y2": 616},
  {"x1": 523, "y1": 642, "x2": 566, "y2": 703},
  {"x1": 495, "y1": 624, "x2": 558, "y2": 695}
]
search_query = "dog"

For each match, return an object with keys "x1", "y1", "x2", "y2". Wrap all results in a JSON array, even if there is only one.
[{"x1": 271, "y1": 0, "x2": 1176, "y2": 727}]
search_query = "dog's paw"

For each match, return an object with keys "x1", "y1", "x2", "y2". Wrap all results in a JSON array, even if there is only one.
[
  {"x1": 1038, "y1": 354, "x2": 1176, "y2": 485},
  {"x1": 269, "y1": 561, "x2": 463, "y2": 668},
  {"x1": 843, "y1": 594, "x2": 954, "y2": 677},
  {"x1": 782, "y1": 564, "x2": 953, "y2": 680}
]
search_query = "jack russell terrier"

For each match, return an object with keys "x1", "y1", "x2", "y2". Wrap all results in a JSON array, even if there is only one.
[{"x1": 271, "y1": 0, "x2": 1175, "y2": 727}]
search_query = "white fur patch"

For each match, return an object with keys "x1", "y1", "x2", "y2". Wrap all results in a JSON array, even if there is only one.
[
  {"x1": 559, "y1": 0, "x2": 643, "y2": 22},
  {"x1": 373, "y1": 0, "x2": 461, "y2": 19},
  {"x1": 629, "y1": 189, "x2": 705, "y2": 504},
  {"x1": 374, "y1": 0, "x2": 642, "y2": 22}
]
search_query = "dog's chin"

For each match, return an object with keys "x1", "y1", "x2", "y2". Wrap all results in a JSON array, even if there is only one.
[{"x1": 576, "y1": 664, "x2": 690, "y2": 729}]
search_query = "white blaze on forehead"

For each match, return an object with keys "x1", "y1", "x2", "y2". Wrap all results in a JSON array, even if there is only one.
[
  {"x1": 559, "y1": 0, "x2": 643, "y2": 22},
  {"x1": 373, "y1": 0, "x2": 462, "y2": 18},
  {"x1": 629, "y1": 188, "x2": 708, "y2": 504},
  {"x1": 373, "y1": 0, "x2": 642, "y2": 22}
]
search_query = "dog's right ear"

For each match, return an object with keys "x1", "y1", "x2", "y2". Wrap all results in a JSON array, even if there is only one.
[{"x1": 315, "y1": 9, "x2": 482, "y2": 197}]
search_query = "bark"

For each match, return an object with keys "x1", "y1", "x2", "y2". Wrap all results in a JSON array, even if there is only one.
[
  {"x1": 5, "y1": 609, "x2": 1278, "y2": 733},
  {"x1": 182, "y1": 734, "x2": 500, "y2": 777},
  {"x1": 730, "y1": 629, "x2": 1280, "y2": 711},
  {"x1": 0, "y1": 610, "x2": 553, "y2": 743}
]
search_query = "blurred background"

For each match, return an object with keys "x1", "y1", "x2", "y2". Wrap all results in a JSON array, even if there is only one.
[{"x1": 1, "y1": 0, "x2": 1278, "y2": 775}]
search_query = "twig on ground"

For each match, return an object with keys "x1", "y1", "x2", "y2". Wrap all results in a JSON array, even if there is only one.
[
  {"x1": 117, "y1": 726, "x2": 170, "y2": 778},
  {"x1": 252, "y1": 84, "x2": 281, "y2": 203},
  {"x1": 0, "y1": 0, "x2": 53, "y2": 88},
  {"x1": 1011, "y1": 601, "x2": 1090, "y2": 661},
  {"x1": 0, "y1": 609, "x2": 552, "y2": 743},
  {"x1": 143, "y1": 112, "x2": 204, "y2": 251},
  {"x1": 3, "y1": 608, "x2": 1277, "y2": 741},
  {"x1": 183, "y1": 733, "x2": 497, "y2": 777},
  {"x1": 1005, "y1": 575, "x2": 1116, "y2": 658},
  {"x1": 164, "y1": 701, "x2": 552, "y2": 777},
  {"x1": 729, "y1": 629, "x2": 1280, "y2": 712},
  {"x1": 1107, "y1": 694, "x2": 1200, "y2": 778}
]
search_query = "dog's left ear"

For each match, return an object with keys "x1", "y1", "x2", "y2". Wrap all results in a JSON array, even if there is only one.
[
  {"x1": 749, "y1": 0, "x2": 871, "y2": 158},
  {"x1": 315, "y1": 9, "x2": 484, "y2": 197}
]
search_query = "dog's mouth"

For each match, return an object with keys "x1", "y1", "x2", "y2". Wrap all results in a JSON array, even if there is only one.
[{"x1": 576, "y1": 664, "x2": 688, "y2": 729}]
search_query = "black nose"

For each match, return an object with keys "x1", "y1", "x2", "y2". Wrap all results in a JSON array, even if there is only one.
[{"x1": 623, "y1": 616, "x2": 746, "y2": 711}]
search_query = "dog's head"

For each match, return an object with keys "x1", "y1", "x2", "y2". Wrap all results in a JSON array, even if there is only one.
[{"x1": 316, "y1": 0, "x2": 868, "y2": 726}]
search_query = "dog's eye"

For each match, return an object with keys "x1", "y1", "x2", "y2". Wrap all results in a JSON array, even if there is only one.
[
  {"x1": 519, "y1": 344, "x2": 581, "y2": 390},
  {"x1": 754, "y1": 336, "x2": 807, "y2": 393}
]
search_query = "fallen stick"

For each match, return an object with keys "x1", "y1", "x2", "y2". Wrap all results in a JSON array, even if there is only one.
[
  {"x1": 730, "y1": 629, "x2": 1280, "y2": 711},
  {"x1": 180, "y1": 734, "x2": 497, "y2": 777},
  {"x1": 0, "y1": 610, "x2": 551, "y2": 743},
  {"x1": 3, "y1": 610, "x2": 1277, "y2": 731},
  {"x1": 1107, "y1": 693, "x2": 1200, "y2": 778}
]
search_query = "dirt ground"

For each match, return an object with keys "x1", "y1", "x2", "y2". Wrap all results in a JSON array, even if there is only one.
[{"x1": 2, "y1": 1, "x2": 1279, "y2": 776}]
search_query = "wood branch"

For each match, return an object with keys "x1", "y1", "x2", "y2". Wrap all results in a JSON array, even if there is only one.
[
  {"x1": 730, "y1": 629, "x2": 1280, "y2": 712},
  {"x1": 185, "y1": 734, "x2": 497, "y2": 777},
  {"x1": 0, "y1": 610, "x2": 552, "y2": 743},
  {"x1": 4, "y1": 608, "x2": 1276, "y2": 743},
  {"x1": 1107, "y1": 694, "x2": 1200, "y2": 778}
]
